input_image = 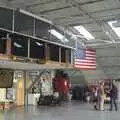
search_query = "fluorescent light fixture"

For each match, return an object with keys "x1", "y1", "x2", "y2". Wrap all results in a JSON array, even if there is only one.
[
  {"x1": 35, "y1": 42, "x2": 43, "y2": 46},
  {"x1": 49, "y1": 29, "x2": 69, "y2": 42},
  {"x1": 14, "y1": 42, "x2": 23, "y2": 48},
  {"x1": 108, "y1": 21, "x2": 120, "y2": 37},
  {"x1": 74, "y1": 26, "x2": 95, "y2": 40}
]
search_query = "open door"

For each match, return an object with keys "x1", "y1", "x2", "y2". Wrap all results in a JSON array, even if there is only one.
[{"x1": 16, "y1": 79, "x2": 24, "y2": 106}]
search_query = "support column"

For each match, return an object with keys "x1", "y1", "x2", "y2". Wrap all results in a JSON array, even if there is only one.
[
  {"x1": 27, "y1": 38, "x2": 30, "y2": 58},
  {"x1": 24, "y1": 71, "x2": 29, "y2": 111},
  {"x1": 59, "y1": 47, "x2": 61, "y2": 63},
  {"x1": 50, "y1": 70, "x2": 55, "y2": 94},
  {"x1": 6, "y1": 33, "x2": 11, "y2": 56},
  {"x1": 45, "y1": 43, "x2": 49, "y2": 62},
  {"x1": 16, "y1": 71, "x2": 24, "y2": 106},
  {"x1": 71, "y1": 50, "x2": 74, "y2": 64},
  {"x1": 24, "y1": 71, "x2": 27, "y2": 106},
  {"x1": 65, "y1": 49, "x2": 69, "y2": 63}
]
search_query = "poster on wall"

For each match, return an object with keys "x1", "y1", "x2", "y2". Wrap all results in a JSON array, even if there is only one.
[
  {"x1": 0, "y1": 70, "x2": 14, "y2": 88},
  {"x1": 6, "y1": 87, "x2": 16, "y2": 100},
  {"x1": 0, "y1": 89, "x2": 6, "y2": 101},
  {"x1": 6, "y1": 88, "x2": 13, "y2": 100}
]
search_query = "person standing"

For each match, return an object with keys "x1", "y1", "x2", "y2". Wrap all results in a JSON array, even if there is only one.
[
  {"x1": 98, "y1": 82, "x2": 105, "y2": 111},
  {"x1": 109, "y1": 83, "x2": 118, "y2": 111}
]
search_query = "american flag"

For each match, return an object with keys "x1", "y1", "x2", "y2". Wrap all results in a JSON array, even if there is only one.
[{"x1": 74, "y1": 48, "x2": 96, "y2": 70}]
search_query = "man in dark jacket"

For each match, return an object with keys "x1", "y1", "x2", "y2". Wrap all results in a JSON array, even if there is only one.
[{"x1": 109, "y1": 83, "x2": 118, "y2": 111}]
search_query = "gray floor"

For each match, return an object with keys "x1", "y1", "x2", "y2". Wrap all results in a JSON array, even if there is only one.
[{"x1": 0, "y1": 102, "x2": 119, "y2": 120}]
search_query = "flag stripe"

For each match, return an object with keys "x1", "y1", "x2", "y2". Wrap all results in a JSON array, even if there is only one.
[
  {"x1": 75, "y1": 63, "x2": 96, "y2": 66},
  {"x1": 75, "y1": 59, "x2": 96, "y2": 63},
  {"x1": 86, "y1": 54, "x2": 96, "y2": 57},
  {"x1": 74, "y1": 65, "x2": 96, "y2": 69},
  {"x1": 74, "y1": 68, "x2": 96, "y2": 70},
  {"x1": 86, "y1": 51, "x2": 96, "y2": 54}
]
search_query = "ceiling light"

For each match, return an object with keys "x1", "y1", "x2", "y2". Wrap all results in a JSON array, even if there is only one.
[
  {"x1": 49, "y1": 29, "x2": 69, "y2": 42},
  {"x1": 35, "y1": 42, "x2": 43, "y2": 46},
  {"x1": 13, "y1": 42, "x2": 22, "y2": 48},
  {"x1": 74, "y1": 26, "x2": 95, "y2": 40},
  {"x1": 108, "y1": 21, "x2": 120, "y2": 37},
  {"x1": 112, "y1": 21, "x2": 120, "y2": 27}
]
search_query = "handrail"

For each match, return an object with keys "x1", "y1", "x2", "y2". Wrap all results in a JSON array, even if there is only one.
[{"x1": 26, "y1": 69, "x2": 47, "y2": 93}]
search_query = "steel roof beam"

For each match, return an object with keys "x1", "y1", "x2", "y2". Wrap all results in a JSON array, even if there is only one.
[
  {"x1": 26, "y1": 0, "x2": 57, "y2": 8},
  {"x1": 39, "y1": 6, "x2": 70, "y2": 14},
  {"x1": 90, "y1": 7, "x2": 120, "y2": 14}
]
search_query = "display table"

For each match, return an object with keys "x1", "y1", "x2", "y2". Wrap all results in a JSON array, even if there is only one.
[
  {"x1": 0, "y1": 102, "x2": 5, "y2": 110},
  {"x1": 0, "y1": 100, "x2": 15, "y2": 110},
  {"x1": 28, "y1": 94, "x2": 40, "y2": 105}
]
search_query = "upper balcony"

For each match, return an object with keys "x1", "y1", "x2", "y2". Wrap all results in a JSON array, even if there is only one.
[{"x1": 0, "y1": 6, "x2": 75, "y2": 70}]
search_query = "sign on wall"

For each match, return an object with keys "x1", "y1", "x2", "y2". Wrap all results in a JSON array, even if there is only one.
[{"x1": 0, "y1": 70, "x2": 14, "y2": 88}]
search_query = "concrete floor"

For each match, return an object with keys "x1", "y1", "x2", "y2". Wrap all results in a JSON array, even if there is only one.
[{"x1": 0, "y1": 102, "x2": 119, "y2": 120}]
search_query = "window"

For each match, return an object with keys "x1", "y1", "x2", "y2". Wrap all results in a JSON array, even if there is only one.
[
  {"x1": 35, "y1": 19, "x2": 50, "y2": 40},
  {"x1": 14, "y1": 11, "x2": 34, "y2": 36},
  {"x1": 74, "y1": 25, "x2": 95, "y2": 40},
  {"x1": 0, "y1": 31, "x2": 7, "y2": 54},
  {"x1": 67, "y1": 49, "x2": 71, "y2": 63},
  {"x1": 30, "y1": 40, "x2": 45, "y2": 59},
  {"x1": 0, "y1": 7, "x2": 13, "y2": 30},
  {"x1": 0, "y1": 38, "x2": 6, "y2": 54},
  {"x1": 48, "y1": 44, "x2": 59, "y2": 61},
  {"x1": 61, "y1": 47, "x2": 66, "y2": 62},
  {"x1": 11, "y1": 35, "x2": 28, "y2": 57},
  {"x1": 108, "y1": 20, "x2": 120, "y2": 38}
]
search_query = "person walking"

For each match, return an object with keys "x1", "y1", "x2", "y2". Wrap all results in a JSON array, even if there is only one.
[
  {"x1": 109, "y1": 83, "x2": 118, "y2": 111},
  {"x1": 93, "y1": 87, "x2": 99, "y2": 110}
]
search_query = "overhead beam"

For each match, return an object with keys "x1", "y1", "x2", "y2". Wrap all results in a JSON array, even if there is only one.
[
  {"x1": 8, "y1": 0, "x2": 14, "y2": 1},
  {"x1": 56, "y1": 19, "x2": 93, "y2": 26},
  {"x1": 98, "y1": 65, "x2": 120, "y2": 67},
  {"x1": 39, "y1": 6, "x2": 70, "y2": 14},
  {"x1": 26, "y1": 0, "x2": 57, "y2": 8},
  {"x1": 0, "y1": 0, "x2": 7, "y2": 6},
  {"x1": 97, "y1": 56, "x2": 120, "y2": 58},
  {"x1": 90, "y1": 44, "x2": 120, "y2": 49},
  {"x1": 90, "y1": 7, "x2": 120, "y2": 14}
]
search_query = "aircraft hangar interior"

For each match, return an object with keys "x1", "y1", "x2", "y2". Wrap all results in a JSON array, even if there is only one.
[{"x1": 0, "y1": 0, "x2": 120, "y2": 120}]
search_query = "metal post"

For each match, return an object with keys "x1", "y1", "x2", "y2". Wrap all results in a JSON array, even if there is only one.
[
  {"x1": 24, "y1": 70, "x2": 26, "y2": 106},
  {"x1": 71, "y1": 49, "x2": 73, "y2": 64},
  {"x1": 45, "y1": 43, "x2": 48, "y2": 62},
  {"x1": 65, "y1": 49, "x2": 69, "y2": 63},
  {"x1": 28, "y1": 38, "x2": 30, "y2": 58},
  {"x1": 59, "y1": 47, "x2": 61, "y2": 62},
  {"x1": 6, "y1": 33, "x2": 11, "y2": 55},
  {"x1": 33, "y1": 18, "x2": 36, "y2": 37},
  {"x1": 24, "y1": 70, "x2": 28, "y2": 111},
  {"x1": 12, "y1": 10, "x2": 15, "y2": 32},
  {"x1": 6, "y1": 33, "x2": 9, "y2": 39}
]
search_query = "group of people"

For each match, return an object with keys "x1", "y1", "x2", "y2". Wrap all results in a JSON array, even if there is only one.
[{"x1": 93, "y1": 81, "x2": 118, "y2": 111}]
